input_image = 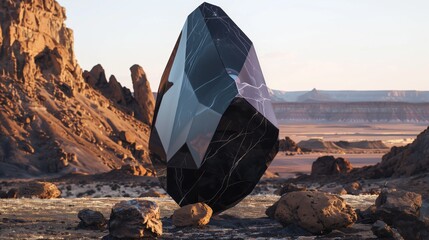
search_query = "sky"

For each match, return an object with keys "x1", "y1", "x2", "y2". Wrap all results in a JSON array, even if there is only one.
[{"x1": 58, "y1": 0, "x2": 429, "y2": 92}]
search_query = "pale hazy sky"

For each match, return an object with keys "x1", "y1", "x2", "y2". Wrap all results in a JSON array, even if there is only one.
[{"x1": 58, "y1": 0, "x2": 429, "y2": 91}]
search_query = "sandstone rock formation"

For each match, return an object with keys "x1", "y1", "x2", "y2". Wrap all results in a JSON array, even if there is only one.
[
  {"x1": 172, "y1": 203, "x2": 213, "y2": 227},
  {"x1": 311, "y1": 156, "x2": 353, "y2": 176},
  {"x1": 0, "y1": 0, "x2": 153, "y2": 177},
  {"x1": 268, "y1": 191, "x2": 357, "y2": 234},
  {"x1": 371, "y1": 190, "x2": 428, "y2": 240},
  {"x1": 0, "y1": 0, "x2": 83, "y2": 91},
  {"x1": 17, "y1": 182, "x2": 61, "y2": 199},
  {"x1": 83, "y1": 64, "x2": 155, "y2": 125},
  {"x1": 107, "y1": 200, "x2": 162, "y2": 239},
  {"x1": 376, "y1": 126, "x2": 429, "y2": 177},
  {"x1": 130, "y1": 64, "x2": 155, "y2": 125}
]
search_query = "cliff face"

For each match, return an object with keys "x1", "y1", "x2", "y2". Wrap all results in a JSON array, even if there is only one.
[
  {"x1": 0, "y1": 0, "x2": 83, "y2": 92},
  {"x1": 0, "y1": 0, "x2": 154, "y2": 177}
]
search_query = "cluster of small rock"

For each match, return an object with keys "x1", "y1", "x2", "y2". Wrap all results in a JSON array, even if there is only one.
[{"x1": 76, "y1": 200, "x2": 212, "y2": 239}]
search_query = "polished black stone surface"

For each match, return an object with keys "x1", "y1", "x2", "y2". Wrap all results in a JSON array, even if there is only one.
[{"x1": 149, "y1": 2, "x2": 279, "y2": 213}]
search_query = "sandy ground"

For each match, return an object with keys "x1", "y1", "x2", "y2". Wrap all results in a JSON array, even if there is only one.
[{"x1": 0, "y1": 195, "x2": 377, "y2": 240}]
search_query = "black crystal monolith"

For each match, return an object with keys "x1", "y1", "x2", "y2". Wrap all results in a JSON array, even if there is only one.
[{"x1": 149, "y1": 2, "x2": 279, "y2": 213}]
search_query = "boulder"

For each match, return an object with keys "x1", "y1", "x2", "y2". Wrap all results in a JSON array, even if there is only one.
[
  {"x1": 371, "y1": 220, "x2": 404, "y2": 240},
  {"x1": 376, "y1": 126, "x2": 429, "y2": 177},
  {"x1": 172, "y1": 203, "x2": 213, "y2": 227},
  {"x1": 77, "y1": 209, "x2": 107, "y2": 230},
  {"x1": 357, "y1": 205, "x2": 377, "y2": 224},
  {"x1": 311, "y1": 156, "x2": 353, "y2": 176},
  {"x1": 374, "y1": 189, "x2": 428, "y2": 240},
  {"x1": 269, "y1": 191, "x2": 357, "y2": 234},
  {"x1": 17, "y1": 182, "x2": 61, "y2": 199},
  {"x1": 119, "y1": 131, "x2": 136, "y2": 144},
  {"x1": 376, "y1": 190, "x2": 422, "y2": 216},
  {"x1": 107, "y1": 200, "x2": 162, "y2": 239}
]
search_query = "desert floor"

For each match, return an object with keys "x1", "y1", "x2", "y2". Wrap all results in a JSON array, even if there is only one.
[
  {"x1": 0, "y1": 123, "x2": 426, "y2": 239},
  {"x1": 0, "y1": 195, "x2": 377, "y2": 239}
]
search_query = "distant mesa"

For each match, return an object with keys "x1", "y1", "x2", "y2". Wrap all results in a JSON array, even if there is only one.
[
  {"x1": 270, "y1": 88, "x2": 429, "y2": 103},
  {"x1": 297, "y1": 139, "x2": 389, "y2": 153},
  {"x1": 297, "y1": 88, "x2": 334, "y2": 102},
  {"x1": 270, "y1": 89, "x2": 429, "y2": 123}
]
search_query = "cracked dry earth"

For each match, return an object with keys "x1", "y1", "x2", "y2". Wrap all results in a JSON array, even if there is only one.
[{"x1": 0, "y1": 195, "x2": 377, "y2": 239}]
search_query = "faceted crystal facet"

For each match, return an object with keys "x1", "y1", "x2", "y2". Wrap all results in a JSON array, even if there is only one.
[{"x1": 149, "y1": 2, "x2": 279, "y2": 213}]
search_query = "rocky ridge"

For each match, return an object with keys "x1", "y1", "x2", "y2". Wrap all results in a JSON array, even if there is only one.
[
  {"x1": 0, "y1": 0, "x2": 154, "y2": 177},
  {"x1": 374, "y1": 126, "x2": 429, "y2": 177},
  {"x1": 83, "y1": 64, "x2": 154, "y2": 126}
]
